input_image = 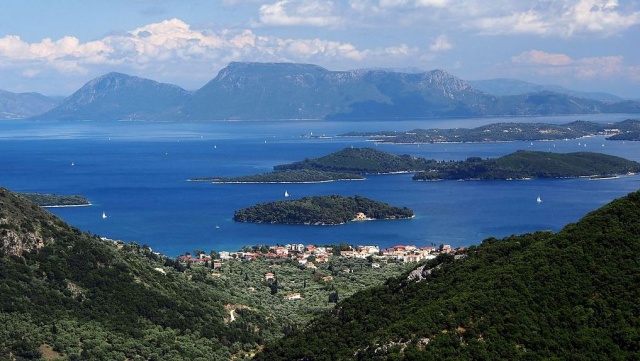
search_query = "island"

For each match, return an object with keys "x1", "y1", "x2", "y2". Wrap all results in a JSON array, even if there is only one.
[
  {"x1": 18, "y1": 192, "x2": 91, "y2": 207},
  {"x1": 189, "y1": 147, "x2": 432, "y2": 183},
  {"x1": 412, "y1": 150, "x2": 640, "y2": 181},
  {"x1": 340, "y1": 119, "x2": 640, "y2": 143},
  {"x1": 607, "y1": 131, "x2": 640, "y2": 141},
  {"x1": 233, "y1": 195, "x2": 414, "y2": 225},
  {"x1": 273, "y1": 147, "x2": 433, "y2": 174},
  {"x1": 190, "y1": 169, "x2": 364, "y2": 183}
]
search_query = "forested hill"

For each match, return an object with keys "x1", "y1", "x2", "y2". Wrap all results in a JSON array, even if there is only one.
[
  {"x1": 413, "y1": 150, "x2": 640, "y2": 180},
  {"x1": 274, "y1": 147, "x2": 433, "y2": 174},
  {"x1": 0, "y1": 187, "x2": 265, "y2": 360},
  {"x1": 255, "y1": 190, "x2": 640, "y2": 360}
]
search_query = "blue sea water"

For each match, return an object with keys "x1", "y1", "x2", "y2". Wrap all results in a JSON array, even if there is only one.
[{"x1": 1, "y1": 114, "x2": 639, "y2": 257}]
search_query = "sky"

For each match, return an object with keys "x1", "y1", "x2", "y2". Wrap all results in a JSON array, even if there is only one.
[{"x1": 0, "y1": 0, "x2": 639, "y2": 98}]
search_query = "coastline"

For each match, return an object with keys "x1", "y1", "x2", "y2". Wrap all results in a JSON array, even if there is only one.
[
  {"x1": 42, "y1": 203, "x2": 92, "y2": 208},
  {"x1": 189, "y1": 178, "x2": 366, "y2": 184}
]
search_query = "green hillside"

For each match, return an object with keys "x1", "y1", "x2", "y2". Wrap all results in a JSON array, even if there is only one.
[
  {"x1": 0, "y1": 187, "x2": 411, "y2": 360},
  {"x1": 256, "y1": 189, "x2": 640, "y2": 360},
  {"x1": 274, "y1": 147, "x2": 433, "y2": 174},
  {"x1": 413, "y1": 150, "x2": 640, "y2": 180}
]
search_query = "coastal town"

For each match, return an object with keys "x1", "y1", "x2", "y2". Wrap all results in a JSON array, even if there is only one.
[{"x1": 176, "y1": 242, "x2": 467, "y2": 268}]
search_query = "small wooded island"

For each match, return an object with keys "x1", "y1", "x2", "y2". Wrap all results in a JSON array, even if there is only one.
[
  {"x1": 17, "y1": 193, "x2": 91, "y2": 207},
  {"x1": 413, "y1": 150, "x2": 640, "y2": 181},
  {"x1": 233, "y1": 195, "x2": 414, "y2": 225}
]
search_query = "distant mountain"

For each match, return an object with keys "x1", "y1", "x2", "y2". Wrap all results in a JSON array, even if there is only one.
[
  {"x1": 22, "y1": 62, "x2": 640, "y2": 121},
  {"x1": 0, "y1": 89, "x2": 60, "y2": 119},
  {"x1": 256, "y1": 189, "x2": 640, "y2": 360},
  {"x1": 180, "y1": 62, "x2": 493, "y2": 120},
  {"x1": 470, "y1": 78, "x2": 623, "y2": 102},
  {"x1": 31, "y1": 72, "x2": 191, "y2": 121}
]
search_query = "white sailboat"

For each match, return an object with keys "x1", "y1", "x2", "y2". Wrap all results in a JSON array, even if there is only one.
[
  {"x1": 102, "y1": 211, "x2": 107, "y2": 219},
  {"x1": 284, "y1": 191, "x2": 290, "y2": 197},
  {"x1": 536, "y1": 196, "x2": 542, "y2": 203}
]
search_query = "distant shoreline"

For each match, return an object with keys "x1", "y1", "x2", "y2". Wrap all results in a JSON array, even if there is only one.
[
  {"x1": 42, "y1": 203, "x2": 92, "y2": 208},
  {"x1": 188, "y1": 178, "x2": 365, "y2": 184}
]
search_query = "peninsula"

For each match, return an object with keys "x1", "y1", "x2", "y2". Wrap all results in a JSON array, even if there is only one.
[
  {"x1": 189, "y1": 147, "x2": 430, "y2": 183},
  {"x1": 340, "y1": 119, "x2": 640, "y2": 143},
  {"x1": 412, "y1": 150, "x2": 640, "y2": 181},
  {"x1": 17, "y1": 193, "x2": 91, "y2": 207},
  {"x1": 273, "y1": 147, "x2": 432, "y2": 174},
  {"x1": 233, "y1": 195, "x2": 414, "y2": 225},
  {"x1": 192, "y1": 147, "x2": 640, "y2": 184},
  {"x1": 191, "y1": 169, "x2": 364, "y2": 183}
]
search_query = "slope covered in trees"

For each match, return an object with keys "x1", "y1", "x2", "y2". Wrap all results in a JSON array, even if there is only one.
[
  {"x1": 0, "y1": 186, "x2": 416, "y2": 360},
  {"x1": 0, "y1": 187, "x2": 265, "y2": 360},
  {"x1": 413, "y1": 150, "x2": 640, "y2": 180},
  {"x1": 274, "y1": 147, "x2": 433, "y2": 174},
  {"x1": 233, "y1": 195, "x2": 414, "y2": 225},
  {"x1": 256, "y1": 190, "x2": 640, "y2": 360}
]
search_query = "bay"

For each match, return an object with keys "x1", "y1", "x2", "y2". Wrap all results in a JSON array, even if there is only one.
[{"x1": 0, "y1": 114, "x2": 638, "y2": 257}]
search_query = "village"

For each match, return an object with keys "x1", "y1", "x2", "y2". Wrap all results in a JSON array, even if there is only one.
[{"x1": 177, "y1": 242, "x2": 467, "y2": 269}]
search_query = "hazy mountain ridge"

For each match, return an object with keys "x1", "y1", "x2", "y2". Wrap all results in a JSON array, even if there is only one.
[
  {"x1": 470, "y1": 78, "x2": 624, "y2": 102},
  {"x1": 31, "y1": 72, "x2": 192, "y2": 121},
  {"x1": 0, "y1": 90, "x2": 60, "y2": 120},
  {"x1": 4, "y1": 62, "x2": 639, "y2": 121}
]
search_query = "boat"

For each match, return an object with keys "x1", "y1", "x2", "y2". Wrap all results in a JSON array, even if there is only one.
[
  {"x1": 284, "y1": 191, "x2": 290, "y2": 197},
  {"x1": 536, "y1": 196, "x2": 542, "y2": 203},
  {"x1": 102, "y1": 211, "x2": 107, "y2": 219}
]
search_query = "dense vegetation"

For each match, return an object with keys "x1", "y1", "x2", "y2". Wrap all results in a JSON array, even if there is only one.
[
  {"x1": 341, "y1": 119, "x2": 640, "y2": 143},
  {"x1": 17, "y1": 192, "x2": 90, "y2": 207},
  {"x1": 413, "y1": 150, "x2": 640, "y2": 180},
  {"x1": 0, "y1": 187, "x2": 411, "y2": 360},
  {"x1": 274, "y1": 147, "x2": 433, "y2": 174},
  {"x1": 233, "y1": 195, "x2": 414, "y2": 225},
  {"x1": 256, "y1": 189, "x2": 640, "y2": 360},
  {"x1": 190, "y1": 169, "x2": 364, "y2": 183},
  {"x1": 194, "y1": 147, "x2": 640, "y2": 185}
]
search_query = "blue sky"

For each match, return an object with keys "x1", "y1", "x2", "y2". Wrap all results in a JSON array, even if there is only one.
[{"x1": 1, "y1": 0, "x2": 639, "y2": 98}]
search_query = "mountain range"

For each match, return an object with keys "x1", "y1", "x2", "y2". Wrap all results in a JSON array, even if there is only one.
[
  {"x1": 2, "y1": 62, "x2": 639, "y2": 121},
  {"x1": 0, "y1": 90, "x2": 61, "y2": 120}
]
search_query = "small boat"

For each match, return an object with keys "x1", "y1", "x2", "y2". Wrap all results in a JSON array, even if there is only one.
[
  {"x1": 536, "y1": 196, "x2": 542, "y2": 203},
  {"x1": 102, "y1": 211, "x2": 107, "y2": 219},
  {"x1": 284, "y1": 191, "x2": 290, "y2": 197}
]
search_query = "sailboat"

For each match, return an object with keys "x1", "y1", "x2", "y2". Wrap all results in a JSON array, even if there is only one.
[
  {"x1": 284, "y1": 191, "x2": 290, "y2": 197},
  {"x1": 102, "y1": 211, "x2": 107, "y2": 219},
  {"x1": 536, "y1": 196, "x2": 542, "y2": 203}
]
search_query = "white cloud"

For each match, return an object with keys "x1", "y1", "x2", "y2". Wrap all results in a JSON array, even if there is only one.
[
  {"x1": 257, "y1": 0, "x2": 342, "y2": 27},
  {"x1": 378, "y1": 0, "x2": 448, "y2": 8},
  {"x1": 511, "y1": 50, "x2": 628, "y2": 80},
  {"x1": 512, "y1": 50, "x2": 573, "y2": 66},
  {"x1": 0, "y1": 18, "x2": 368, "y2": 87},
  {"x1": 472, "y1": 0, "x2": 640, "y2": 37},
  {"x1": 429, "y1": 34, "x2": 453, "y2": 52}
]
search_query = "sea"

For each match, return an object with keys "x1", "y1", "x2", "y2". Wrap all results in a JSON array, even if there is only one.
[{"x1": 1, "y1": 114, "x2": 639, "y2": 257}]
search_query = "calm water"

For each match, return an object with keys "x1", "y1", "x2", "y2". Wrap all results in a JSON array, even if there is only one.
[{"x1": 1, "y1": 114, "x2": 639, "y2": 257}]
